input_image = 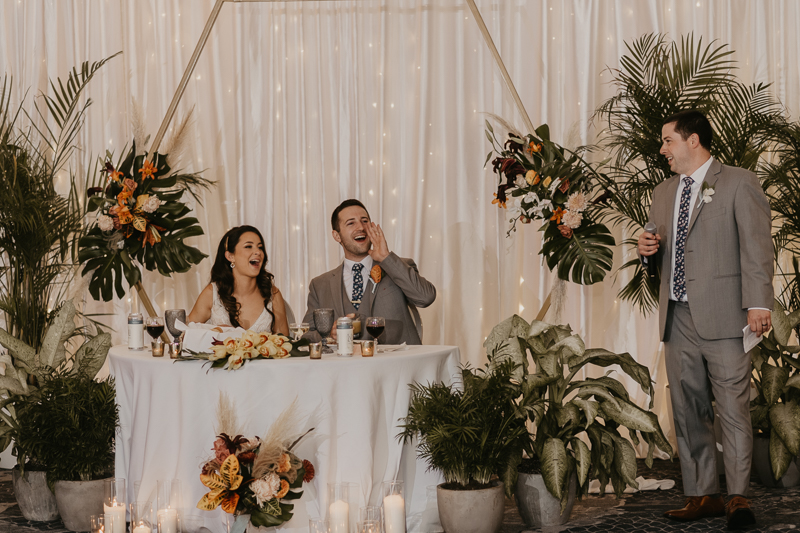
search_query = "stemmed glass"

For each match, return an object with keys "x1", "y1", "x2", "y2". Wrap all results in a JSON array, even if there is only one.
[
  {"x1": 366, "y1": 317, "x2": 385, "y2": 350},
  {"x1": 145, "y1": 317, "x2": 165, "y2": 341},
  {"x1": 313, "y1": 309, "x2": 335, "y2": 354},
  {"x1": 289, "y1": 322, "x2": 310, "y2": 341},
  {"x1": 165, "y1": 309, "x2": 186, "y2": 341}
]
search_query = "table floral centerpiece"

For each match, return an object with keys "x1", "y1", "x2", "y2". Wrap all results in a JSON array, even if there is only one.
[
  {"x1": 178, "y1": 329, "x2": 310, "y2": 370},
  {"x1": 198, "y1": 395, "x2": 314, "y2": 532},
  {"x1": 486, "y1": 120, "x2": 614, "y2": 285}
]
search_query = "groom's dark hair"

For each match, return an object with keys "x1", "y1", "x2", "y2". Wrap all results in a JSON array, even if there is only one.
[
  {"x1": 663, "y1": 109, "x2": 713, "y2": 151},
  {"x1": 332, "y1": 199, "x2": 370, "y2": 232}
]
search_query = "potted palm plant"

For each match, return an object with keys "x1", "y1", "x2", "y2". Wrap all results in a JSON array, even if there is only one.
[
  {"x1": 399, "y1": 360, "x2": 528, "y2": 533},
  {"x1": 483, "y1": 315, "x2": 672, "y2": 528},
  {"x1": 749, "y1": 300, "x2": 800, "y2": 487},
  {"x1": 0, "y1": 300, "x2": 113, "y2": 527}
]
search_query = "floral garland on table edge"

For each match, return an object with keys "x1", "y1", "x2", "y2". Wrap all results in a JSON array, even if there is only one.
[
  {"x1": 178, "y1": 330, "x2": 311, "y2": 370},
  {"x1": 198, "y1": 397, "x2": 315, "y2": 531},
  {"x1": 485, "y1": 121, "x2": 615, "y2": 285},
  {"x1": 78, "y1": 143, "x2": 213, "y2": 301}
]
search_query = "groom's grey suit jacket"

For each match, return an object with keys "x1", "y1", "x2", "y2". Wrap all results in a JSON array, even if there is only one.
[
  {"x1": 302, "y1": 252, "x2": 436, "y2": 345},
  {"x1": 649, "y1": 159, "x2": 773, "y2": 339}
]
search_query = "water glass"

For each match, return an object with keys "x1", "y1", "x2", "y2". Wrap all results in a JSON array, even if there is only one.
[{"x1": 165, "y1": 309, "x2": 186, "y2": 341}]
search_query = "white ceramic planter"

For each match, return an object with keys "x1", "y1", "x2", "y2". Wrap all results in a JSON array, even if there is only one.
[
  {"x1": 436, "y1": 480, "x2": 504, "y2": 533},
  {"x1": 515, "y1": 471, "x2": 576, "y2": 528},
  {"x1": 12, "y1": 467, "x2": 59, "y2": 522},
  {"x1": 53, "y1": 478, "x2": 106, "y2": 532}
]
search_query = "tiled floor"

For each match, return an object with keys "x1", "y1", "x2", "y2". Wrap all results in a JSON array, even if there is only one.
[{"x1": 1, "y1": 459, "x2": 798, "y2": 532}]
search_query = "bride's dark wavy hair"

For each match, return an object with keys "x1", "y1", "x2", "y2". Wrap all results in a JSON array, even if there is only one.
[{"x1": 210, "y1": 225, "x2": 275, "y2": 331}]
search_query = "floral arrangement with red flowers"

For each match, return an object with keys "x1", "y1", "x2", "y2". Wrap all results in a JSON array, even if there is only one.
[
  {"x1": 78, "y1": 143, "x2": 213, "y2": 301},
  {"x1": 485, "y1": 120, "x2": 615, "y2": 285},
  {"x1": 198, "y1": 395, "x2": 315, "y2": 531}
]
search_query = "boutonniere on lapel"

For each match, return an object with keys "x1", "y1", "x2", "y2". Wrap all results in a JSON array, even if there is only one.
[
  {"x1": 370, "y1": 265, "x2": 382, "y2": 293},
  {"x1": 697, "y1": 182, "x2": 715, "y2": 207}
]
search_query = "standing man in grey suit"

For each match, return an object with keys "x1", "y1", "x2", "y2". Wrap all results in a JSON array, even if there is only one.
[
  {"x1": 302, "y1": 199, "x2": 436, "y2": 345},
  {"x1": 638, "y1": 110, "x2": 773, "y2": 530}
]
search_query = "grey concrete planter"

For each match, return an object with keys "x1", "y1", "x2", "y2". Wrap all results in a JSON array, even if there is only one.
[
  {"x1": 436, "y1": 480, "x2": 504, "y2": 533},
  {"x1": 515, "y1": 471, "x2": 577, "y2": 528},
  {"x1": 11, "y1": 467, "x2": 59, "y2": 522},
  {"x1": 753, "y1": 436, "x2": 800, "y2": 488},
  {"x1": 53, "y1": 478, "x2": 106, "y2": 532}
]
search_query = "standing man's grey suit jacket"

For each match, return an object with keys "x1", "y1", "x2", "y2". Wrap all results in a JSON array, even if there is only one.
[
  {"x1": 649, "y1": 159, "x2": 773, "y2": 339},
  {"x1": 302, "y1": 252, "x2": 436, "y2": 345}
]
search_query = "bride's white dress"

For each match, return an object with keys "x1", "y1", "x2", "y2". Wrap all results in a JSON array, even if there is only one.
[{"x1": 209, "y1": 282, "x2": 273, "y2": 332}]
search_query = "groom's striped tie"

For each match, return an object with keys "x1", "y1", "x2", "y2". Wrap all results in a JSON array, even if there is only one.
[{"x1": 673, "y1": 176, "x2": 694, "y2": 300}]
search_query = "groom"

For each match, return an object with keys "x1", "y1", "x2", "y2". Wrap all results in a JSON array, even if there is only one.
[
  {"x1": 638, "y1": 110, "x2": 773, "y2": 529},
  {"x1": 302, "y1": 199, "x2": 436, "y2": 344}
]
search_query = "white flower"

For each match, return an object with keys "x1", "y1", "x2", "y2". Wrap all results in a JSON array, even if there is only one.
[
  {"x1": 701, "y1": 187, "x2": 715, "y2": 204},
  {"x1": 514, "y1": 175, "x2": 527, "y2": 188},
  {"x1": 548, "y1": 178, "x2": 562, "y2": 194},
  {"x1": 566, "y1": 191, "x2": 587, "y2": 212},
  {"x1": 523, "y1": 192, "x2": 539, "y2": 205},
  {"x1": 562, "y1": 210, "x2": 583, "y2": 229},
  {"x1": 251, "y1": 473, "x2": 281, "y2": 505},
  {"x1": 142, "y1": 195, "x2": 161, "y2": 213},
  {"x1": 97, "y1": 215, "x2": 114, "y2": 232},
  {"x1": 532, "y1": 199, "x2": 552, "y2": 217}
]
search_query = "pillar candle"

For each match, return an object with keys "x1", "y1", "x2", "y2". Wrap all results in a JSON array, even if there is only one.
[
  {"x1": 383, "y1": 494, "x2": 406, "y2": 533},
  {"x1": 103, "y1": 501, "x2": 126, "y2": 533},
  {"x1": 329, "y1": 499, "x2": 349, "y2": 533},
  {"x1": 158, "y1": 508, "x2": 178, "y2": 533},
  {"x1": 132, "y1": 523, "x2": 150, "y2": 533}
]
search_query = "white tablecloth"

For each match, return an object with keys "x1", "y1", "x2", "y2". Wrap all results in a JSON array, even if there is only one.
[{"x1": 109, "y1": 344, "x2": 461, "y2": 533}]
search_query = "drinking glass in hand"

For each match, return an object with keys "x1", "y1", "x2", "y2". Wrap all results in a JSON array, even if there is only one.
[
  {"x1": 289, "y1": 322, "x2": 310, "y2": 341},
  {"x1": 145, "y1": 317, "x2": 165, "y2": 340},
  {"x1": 313, "y1": 309, "x2": 335, "y2": 354},
  {"x1": 165, "y1": 309, "x2": 186, "y2": 341},
  {"x1": 366, "y1": 317, "x2": 385, "y2": 348}
]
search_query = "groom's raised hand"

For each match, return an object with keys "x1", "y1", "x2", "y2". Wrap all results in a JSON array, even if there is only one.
[{"x1": 366, "y1": 222, "x2": 390, "y2": 262}]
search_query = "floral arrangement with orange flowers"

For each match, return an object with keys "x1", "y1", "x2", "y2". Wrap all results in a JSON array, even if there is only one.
[
  {"x1": 78, "y1": 143, "x2": 213, "y2": 301},
  {"x1": 178, "y1": 329, "x2": 310, "y2": 370},
  {"x1": 198, "y1": 395, "x2": 315, "y2": 531},
  {"x1": 485, "y1": 120, "x2": 615, "y2": 285}
]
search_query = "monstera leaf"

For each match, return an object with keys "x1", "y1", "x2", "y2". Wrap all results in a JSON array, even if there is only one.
[{"x1": 540, "y1": 222, "x2": 615, "y2": 285}]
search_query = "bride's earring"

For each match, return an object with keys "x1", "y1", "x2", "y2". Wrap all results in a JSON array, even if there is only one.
[{"x1": 230, "y1": 262, "x2": 235, "y2": 269}]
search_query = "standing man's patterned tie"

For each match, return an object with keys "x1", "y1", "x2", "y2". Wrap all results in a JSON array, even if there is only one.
[
  {"x1": 673, "y1": 176, "x2": 694, "y2": 300},
  {"x1": 351, "y1": 263, "x2": 364, "y2": 310}
]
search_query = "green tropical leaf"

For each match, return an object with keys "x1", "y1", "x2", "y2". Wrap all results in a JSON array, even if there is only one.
[
  {"x1": 769, "y1": 402, "x2": 800, "y2": 456},
  {"x1": 540, "y1": 438, "x2": 569, "y2": 500},
  {"x1": 769, "y1": 431, "x2": 794, "y2": 481},
  {"x1": 540, "y1": 223, "x2": 615, "y2": 285},
  {"x1": 762, "y1": 365, "x2": 790, "y2": 406}
]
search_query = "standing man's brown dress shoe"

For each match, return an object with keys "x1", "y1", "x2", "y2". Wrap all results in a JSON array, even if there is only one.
[
  {"x1": 726, "y1": 495, "x2": 756, "y2": 530},
  {"x1": 664, "y1": 495, "x2": 725, "y2": 521}
]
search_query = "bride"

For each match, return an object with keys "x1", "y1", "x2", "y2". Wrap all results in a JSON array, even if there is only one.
[{"x1": 188, "y1": 225, "x2": 289, "y2": 335}]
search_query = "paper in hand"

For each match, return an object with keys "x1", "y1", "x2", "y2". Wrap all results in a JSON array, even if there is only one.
[{"x1": 743, "y1": 324, "x2": 762, "y2": 352}]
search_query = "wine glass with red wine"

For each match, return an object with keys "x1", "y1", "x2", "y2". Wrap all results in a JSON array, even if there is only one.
[
  {"x1": 366, "y1": 317, "x2": 385, "y2": 349},
  {"x1": 145, "y1": 317, "x2": 165, "y2": 341}
]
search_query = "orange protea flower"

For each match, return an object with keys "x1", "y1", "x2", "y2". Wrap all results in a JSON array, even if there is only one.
[
  {"x1": 197, "y1": 454, "x2": 243, "y2": 514},
  {"x1": 370, "y1": 265, "x2": 382, "y2": 284},
  {"x1": 302, "y1": 460, "x2": 315, "y2": 482},
  {"x1": 276, "y1": 479, "x2": 290, "y2": 499},
  {"x1": 491, "y1": 193, "x2": 507, "y2": 209},
  {"x1": 139, "y1": 159, "x2": 157, "y2": 180},
  {"x1": 550, "y1": 207, "x2": 565, "y2": 224}
]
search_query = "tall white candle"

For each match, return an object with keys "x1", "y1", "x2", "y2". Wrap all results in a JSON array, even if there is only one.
[
  {"x1": 383, "y1": 494, "x2": 406, "y2": 533},
  {"x1": 158, "y1": 508, "x2": 178, "y2": 533},
  {"x1": 329, "y1": 499, "x2": 349, "y2": 533},
  {"x1": 103, "y1": 500, "x2": 126, "y2": 533}
]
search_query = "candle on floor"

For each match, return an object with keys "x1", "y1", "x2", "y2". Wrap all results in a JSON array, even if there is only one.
[
  {"x1": 158, "y1": 507, "x2": 178, "y2": 533},
  {"x1": 103, "y1": 500, "x2": 126, "y2": 533},
  {"x1": 132, "y1": 522, "x2": 149, "y2": 533},
  {"x1": 383, "y1": 493, "x2": 406, "y2": 533},
  {"x1": 329, "y1": 499, "x2": 349, "y2": 533}
]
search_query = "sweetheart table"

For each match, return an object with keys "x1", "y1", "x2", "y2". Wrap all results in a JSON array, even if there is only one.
[{"x1": 109, "y1": 344, "x2": 461, "y2": 533}]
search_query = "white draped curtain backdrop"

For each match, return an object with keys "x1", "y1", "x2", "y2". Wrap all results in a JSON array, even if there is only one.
[{"x1": 2, "y1": 0, "x2": 799, "y2": 448}]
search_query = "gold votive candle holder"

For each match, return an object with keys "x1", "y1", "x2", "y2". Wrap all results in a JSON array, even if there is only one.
[
  {"x1": 361, "y1": 340, "x2": 375, "y2": 357},
  {"x1": 309, "y1": 342, "x2": 322, "y2": 359},
  {"x1": 151, "y1": 339, "x2": 164, "y2": 357}
]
